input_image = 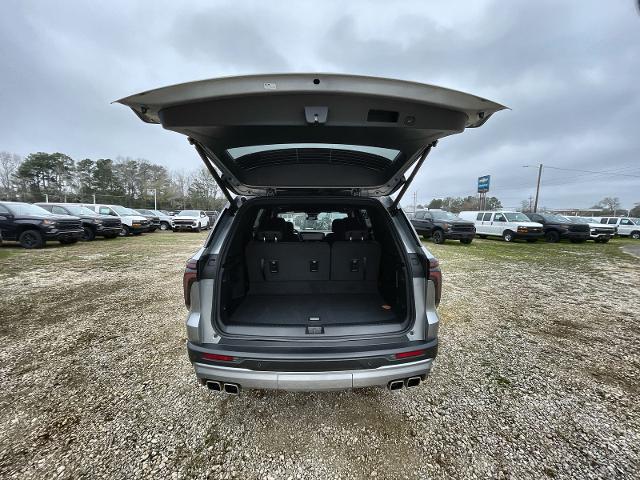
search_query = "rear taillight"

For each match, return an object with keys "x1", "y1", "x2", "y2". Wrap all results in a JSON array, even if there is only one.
[
  {"x1": 183, "y1": 259, "x2": 198, "y2": 309},
  {"x1": 428, "y1": 257, "x2": 442, "y2": 306}
]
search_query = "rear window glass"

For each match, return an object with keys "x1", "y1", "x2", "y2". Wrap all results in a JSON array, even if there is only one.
[
  {"x1": 607, "y1": 218, "x2": 618, "y2": 224},
  {"x1": 227, "y1": 143, "x2": 400, "y2": 160},
  {"x1": 476, "y1": 213, "x2": 483, "y2": 220},
  {"x1": 277, "y1": 212, "x2": 348, "y2": 232},
  {"x1": 482, "y1": 213, "x2": 492, "y2": 221}
]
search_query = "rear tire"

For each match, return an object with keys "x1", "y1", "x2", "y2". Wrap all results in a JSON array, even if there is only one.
[
  {"x1": 19, "y1": 230, "x2": 45, "y2": 249},
  {"x1": 160, "y1": 222, "x2": 170, "y2": 231},
  {"x1": 502, "y1": 231, "x2": 514, "y2": 242},
  {"x1": 119, "y1": 225, "x2": 130, "y2": 237},
  {"x1": 460, "y1": 238, "x2": 472, "y2": 245},
  {"x1": 631, "y1": 231, "x2": 640, "y2": 240},
  {"x1": 544, "y1": 230, "x2": 560, "y2": 243},
  {"x1": 81, "y1": 226, "x2": 96, "y2": 241},
  {"x1": 432, "y1": 230, "x2": 445, "y2": 244}
]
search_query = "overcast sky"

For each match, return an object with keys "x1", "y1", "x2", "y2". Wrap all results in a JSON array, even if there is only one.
[{"x1": 1, "y1": 0, "x2": 639, "y2": 209}]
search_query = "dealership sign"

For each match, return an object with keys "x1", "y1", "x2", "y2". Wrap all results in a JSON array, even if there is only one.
[{"x1": 477, "y1": 175, "x2": 491, "y2": 193}]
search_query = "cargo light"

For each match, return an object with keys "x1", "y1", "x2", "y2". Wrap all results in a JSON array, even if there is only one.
[
  {"x1": 395, "y1": 349, "x2": 426, "y2": 359},
  {"x1": 202, "y1": 353, "x2": 235, "y2": 362}
]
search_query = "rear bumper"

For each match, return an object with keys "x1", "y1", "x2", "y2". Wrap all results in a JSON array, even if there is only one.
[
  {"x1": 188, "y1": 339, "x2": 438, "y2": 391},
  {"x1": 193, "y1": 358, "x2": 434, "y2": 391}
]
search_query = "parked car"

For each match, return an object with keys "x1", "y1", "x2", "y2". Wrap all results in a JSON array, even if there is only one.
[
  {"x1": 172, "y1": 210, "x2": 210, "y2": 232},
  {"x1": 81, "y1": 204, "x2": 151, "y2": 236},
  {"x1": 595, "y1": 217, "x2": 640, "y2": 239},
  {"x1": 145, "y1": 210, "x2": 175, "y2": 230},
  {"x1": 458, "y1": 211, "x2": 543, "y2": 242},
  {"x1": 411, "y1": 209, "x2": 475, "y2": 244},
  {"x1": 523, "y1": 212, "x2": 590, "y2": 243},
  {"x1": 35, "y1": 203, "x2": 121, "y2": 240},
  {"x1": 205, "y1": 210, "x2": 219, "y2": 226},
  {"x1": 132, "y1": 209, "x2": 161, "y2": 232},
  {"x1": 0, "y1": 201, "x2": 83, "y2": 248},
  {"x1": 562, "y1": 216, "x2": 616, "y2": 243},
  {"x1": 117, "y1": 73, "x2": 506, "y2": 392}
]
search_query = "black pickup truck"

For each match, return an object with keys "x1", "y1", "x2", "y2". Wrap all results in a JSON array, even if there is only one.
[
  {"x1": 524, "y1": 213, "x2": 591, "y2": 243},
  {"x1": 35, "y1": 203, "x2": 122, "y2": 240},
  {"x1": 0, "y1": 201, "x2": 84, "y2": 248},
  {"x1": 411, "y1": 209, "x2": 476, "y2": 244}
]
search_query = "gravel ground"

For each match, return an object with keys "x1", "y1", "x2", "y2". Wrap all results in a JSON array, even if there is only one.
[{"x1": 0, "y1": 233, "x2": 639, "y2": 479}]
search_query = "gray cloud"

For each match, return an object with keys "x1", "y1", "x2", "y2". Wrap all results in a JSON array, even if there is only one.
[{"x1": 0, "y1": 0, "x2": 638, "y2": 208}]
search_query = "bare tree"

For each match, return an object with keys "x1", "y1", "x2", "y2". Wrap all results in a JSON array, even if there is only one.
[{"x1": 0, "y1": 151, "x2": 21, "y2": 199}]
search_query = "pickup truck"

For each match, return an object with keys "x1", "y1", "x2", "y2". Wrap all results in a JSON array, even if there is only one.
[
  {"x1": 0, "y1": 201, "x2": 83, "y2": 248},
  {"x1": 411, "y1": 209, "x2": 475, "y2": 244},
  {"x1": 35, "y1": 203, "x2": 122, "y2": 240}
]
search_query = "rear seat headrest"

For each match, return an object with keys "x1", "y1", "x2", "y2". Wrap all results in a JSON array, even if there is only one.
[
  {"x1": 255, "y1": 230, "x2": 282, "y2": 242},
  {"x1": 344, "y1": 229, "x2": 369, "y2": 241}
]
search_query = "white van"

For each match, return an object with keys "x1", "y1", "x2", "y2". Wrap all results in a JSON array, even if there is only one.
[
  {"x1": 594, "y1": 217, "x2": 640, "y2": 239},
  {"x1": 81, "y1": 204, "x2": 151, "y2": 236},
  {"x1": 458, "y1": 211, "x2": 544, "y2": 242}
]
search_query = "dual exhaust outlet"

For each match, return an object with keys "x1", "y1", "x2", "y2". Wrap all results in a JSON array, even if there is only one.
[
  {"x1": 206, "y1": 380, "x2": 240, "y2": 395},
  {"x1": 388, "y1": 376, "x2": 422, "y2": 391}
]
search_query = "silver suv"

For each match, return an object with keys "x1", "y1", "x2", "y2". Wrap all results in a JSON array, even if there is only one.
[{"x1": 118, "y1": 74, "x2": 505, "y2": 393}]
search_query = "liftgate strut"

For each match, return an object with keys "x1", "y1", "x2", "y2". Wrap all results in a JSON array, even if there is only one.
[
  {"x1": 390, "y1": 141, "x2": 437, "y2": 212},
  {"x1": 188, "y1": 138, "x2": 236, "y2": 206}
]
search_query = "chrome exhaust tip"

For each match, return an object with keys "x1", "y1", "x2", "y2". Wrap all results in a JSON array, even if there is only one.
[
  {"x1": 206, "y1": 380, "x2": 222, "y2": 392},
  {"x1": 406, "y1": 376, "x2": 421, "y2": 388},
  {"x1": 223, "y1": 383, "x2": 240, "y2": 395},
  {"x1": 388, "y1": 380, "x2": 404, "y2": 391}
]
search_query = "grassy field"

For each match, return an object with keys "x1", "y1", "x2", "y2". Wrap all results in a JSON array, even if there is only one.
[{"x1": 0, "y1": 232, "x2": 639, "y2": 479}]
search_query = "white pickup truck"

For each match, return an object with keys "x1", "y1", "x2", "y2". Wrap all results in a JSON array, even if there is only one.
[{"x1": 594, "y1": 217, "x2": 640, "y2": 239}]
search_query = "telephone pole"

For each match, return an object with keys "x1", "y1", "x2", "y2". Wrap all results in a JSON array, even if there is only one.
[
  {"x1": 533, "y1": 164, "x2": 543, "y2": 212},
  {"x1": 523, "y1": 164, "x2": 544, "y2": 212}
]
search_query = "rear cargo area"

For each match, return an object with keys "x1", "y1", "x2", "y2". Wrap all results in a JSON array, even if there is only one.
[{"x1": 216, "y1": 199, "x2": 411, "y2": 337}]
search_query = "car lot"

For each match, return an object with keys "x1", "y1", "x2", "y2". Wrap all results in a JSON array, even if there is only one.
[{"x1": 0, "y1": 234, "x2": 638, "y2": 479}]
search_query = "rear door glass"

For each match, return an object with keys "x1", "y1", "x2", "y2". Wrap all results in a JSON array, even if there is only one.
[{"x1": 482, "y1": 213, "x2": 492, "y2": 221}]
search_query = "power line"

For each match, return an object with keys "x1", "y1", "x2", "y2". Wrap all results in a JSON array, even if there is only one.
[{"x1": 541, "y1": 165, "x2": 640, "y2": 178}]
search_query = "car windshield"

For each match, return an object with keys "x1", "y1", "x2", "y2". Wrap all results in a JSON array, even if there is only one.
[
  {"x1": 542, "y1": 213, "x2": 569, "y2": 223},
  {"x1": 150, "y1": 210, "x2": 164, "y2": 216},
  {"x1": 5, "y1": 203, "x2": 53, "y2": 216},
  {"x1": 111, "y1": 205, "x2": 137, "y2": 216},
  {"x1": 430, "y1": 211, "x2": 460, "y2": 221},
  {"x1": 137, "y1": 209, "x2": 153, "y2": 215},
  {"x1": 278, "y1": 212, "x2": 348, "y2": 232},
  {"x1": 565, "y1": 216, "x2": 590, "y2": 223},
  {"x1": 177, "y1": 210, "x2": 199, "y2": 216},
  {"x1": 65, "y1": 205, "x2": 97, "y2": 216},
  {"x1": 504, "y1": 213, "x2": 531, "y2": 222}
]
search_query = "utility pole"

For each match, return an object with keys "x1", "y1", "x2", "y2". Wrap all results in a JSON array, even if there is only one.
[
  {"x1": 528, "y1": 195, "x2": 533, "y2": 212},
  {"x1": 45, "y1": 194, "x2": 48, "y2": 203},
  {"x1": 153, "y1": 189, "x2": 157, "y2": 210},
  {"x1": 533, "y1": 164, "x2": 543, "y2": 212},
  {"x1": 93, "y1": 193, "x2": 96, "y2": 204}
]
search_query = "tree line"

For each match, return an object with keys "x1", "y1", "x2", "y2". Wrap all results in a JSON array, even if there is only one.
[
  {"x1": 415, "y1": 195, "x2": 503, "y2": 213},
  {"x1": 0, "y1": 151, "x2": 226, "y2": 211}
]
